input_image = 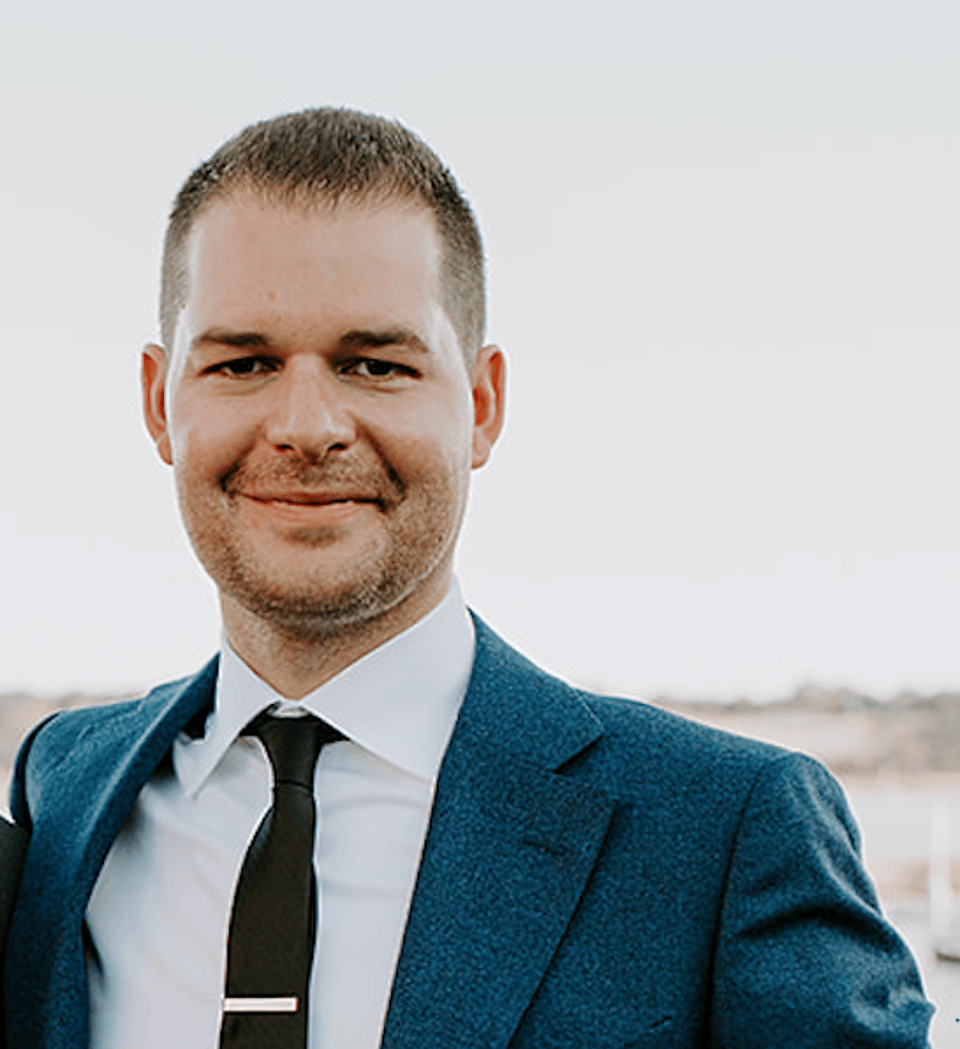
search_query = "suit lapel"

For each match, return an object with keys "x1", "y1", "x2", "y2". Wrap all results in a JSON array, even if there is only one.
[
  {"x1": 381, "y1": 621, "x2": 615, "y2": 1049},
  {"x1": 5, "y1": 659, "x2": 217, "y2": 1049}
]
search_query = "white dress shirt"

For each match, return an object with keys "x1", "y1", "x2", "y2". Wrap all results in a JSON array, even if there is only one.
[{"x1": 85, "y1": 584, "x2": 475, "y2": 1049}]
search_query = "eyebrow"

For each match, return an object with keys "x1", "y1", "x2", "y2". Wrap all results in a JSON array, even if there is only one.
[
  {"x1": 339, "y1": 328, "x2": 433, "y2": 356},
  {"x1": 192, "y1": 328, "x2": 272, "y2": 352},
  {"x1": 191, "y1": 326, "x2": 433, "y2": 356}
]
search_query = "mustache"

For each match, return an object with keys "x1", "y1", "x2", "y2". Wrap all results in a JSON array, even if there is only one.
[{"x1": 222, "y1": 455, "x2": 405, "y2": 503}]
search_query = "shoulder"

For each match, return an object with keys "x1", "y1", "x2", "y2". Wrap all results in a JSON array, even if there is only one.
[
  {"x1": 579, "y1": 688, "x2": 829, "y2": 797},
  {"x1": 19, "y1": 676, "x2": 194, "y2": 773},
  {"x1": 575, "y1": 688, "x2": 847, "y2": 854},
  {"x1": 11, "y1": 660, "x2": 217, "y2": 827}
]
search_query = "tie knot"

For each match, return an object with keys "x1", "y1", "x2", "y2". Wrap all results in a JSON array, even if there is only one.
[{"x1": 247, "y1": 713, "x2": 344, "y2": 789}]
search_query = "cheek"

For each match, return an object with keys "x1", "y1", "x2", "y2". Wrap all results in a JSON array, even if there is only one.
[
  {"x1": 167, "y1": 397, "x2": 254, "y2": 478},
  {"x1": 385, "y1": 410, "x2": 473, "y2": 484}
]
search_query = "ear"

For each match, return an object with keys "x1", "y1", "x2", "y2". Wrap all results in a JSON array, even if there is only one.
[
  {"x1": 142, "y1": 343, "x2": 173, "y2": 465},
  {"x1": 470, "y1": 344, "x2": 506, "y2": 469}
]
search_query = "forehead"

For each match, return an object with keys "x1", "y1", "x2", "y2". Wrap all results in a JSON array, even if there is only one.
[{"x1": 181, "y1": 192, "x2": 445, "y2": 333}]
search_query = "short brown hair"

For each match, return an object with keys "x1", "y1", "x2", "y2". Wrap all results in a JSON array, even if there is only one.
[{"x1": 160, "y1": 108, "x2": 486, "y2": 363}]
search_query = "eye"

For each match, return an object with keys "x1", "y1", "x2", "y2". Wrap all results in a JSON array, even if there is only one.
[
  {"x1": 346, "y1": 358, "x2": 417, "y2": 379},
  {"x1": 206, "y1": 356, "x2": 278, "y2": 378}
]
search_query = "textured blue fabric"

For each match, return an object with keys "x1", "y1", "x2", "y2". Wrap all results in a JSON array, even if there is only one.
[{"x1": 5, "y1": 620, "x2": 933, "y2": 1048}]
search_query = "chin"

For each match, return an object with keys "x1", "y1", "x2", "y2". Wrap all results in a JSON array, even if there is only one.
[{"x1": 220, "y1": 552, "x2": 448, "y2": 639}]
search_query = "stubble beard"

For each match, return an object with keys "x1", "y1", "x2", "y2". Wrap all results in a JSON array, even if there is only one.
[{"x1": 179, "y1": 455, "x2": 464, "y2": 643}]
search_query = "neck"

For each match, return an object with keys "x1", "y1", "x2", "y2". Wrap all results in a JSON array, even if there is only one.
[{"x1": 219, "y1": 577, "x2": 451, "y2": 699}]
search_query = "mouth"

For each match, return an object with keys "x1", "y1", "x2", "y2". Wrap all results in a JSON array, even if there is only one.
[
  {"x1": 234, "y1": 492, "x2": 384, "y2": 529},
  {"x1": 243, "y1": 492, "x2": 380, "y2": 508}
]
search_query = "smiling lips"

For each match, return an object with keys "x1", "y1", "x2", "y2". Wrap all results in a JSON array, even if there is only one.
[
  {"x1": 238, "y1": 490, "x2": 382, "y2": 524},
  {"x1": 246, "y1": 491, "x2": 377, "y2": 506}
]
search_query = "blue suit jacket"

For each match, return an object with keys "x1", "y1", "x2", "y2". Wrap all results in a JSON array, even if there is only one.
[{"x1": 5, "y1": 619, "x2": 932, "y2": 1047}]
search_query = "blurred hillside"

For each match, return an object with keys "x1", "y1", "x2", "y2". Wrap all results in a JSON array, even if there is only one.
[
  {"x1": 655, "y1": 686, "x2": 960, "y2": 777},
  {"x1": 2, "y1": 684, "x2": 958, "y2": 779}
]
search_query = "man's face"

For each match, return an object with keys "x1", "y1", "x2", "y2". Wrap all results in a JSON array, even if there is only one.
[{"x1": 142, "y1": 193, "x2": 503, "y2": 639}]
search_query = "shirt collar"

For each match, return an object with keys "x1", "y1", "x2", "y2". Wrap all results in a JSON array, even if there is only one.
[{"x1": 174, "y1": 581, "x2": 475, "y2": 796}]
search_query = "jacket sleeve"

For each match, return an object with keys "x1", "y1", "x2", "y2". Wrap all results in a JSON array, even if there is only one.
[
  {"x1": 9, "y1": 713, "x2": 58, "y2": 831},
  {"x1": 710, "y1": 751, "x2": 933, "y2": 1047}
]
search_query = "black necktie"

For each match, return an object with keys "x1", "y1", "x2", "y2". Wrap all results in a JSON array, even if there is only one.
[{"x1": 220, "y1": 712, "x2": 344, "y2": 1049}]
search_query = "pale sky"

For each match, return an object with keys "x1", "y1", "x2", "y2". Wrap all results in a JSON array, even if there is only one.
[{"x1": 1, "y1": 0, "x2": 957, "y2": 700}]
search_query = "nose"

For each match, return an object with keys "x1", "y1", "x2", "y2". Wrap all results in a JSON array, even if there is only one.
[{"x1": 263, "y1": 358, "x2": 355, "y2": 460}]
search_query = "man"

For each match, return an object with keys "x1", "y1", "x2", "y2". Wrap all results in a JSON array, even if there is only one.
[{"x1": 5, "y1": 108, "x2": 933, "y2": 1048}]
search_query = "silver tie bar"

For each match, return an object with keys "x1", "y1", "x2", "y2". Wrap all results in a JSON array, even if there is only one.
[{"x1": 223, "y1": 996, "x2": 299, "y2": 1013}]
